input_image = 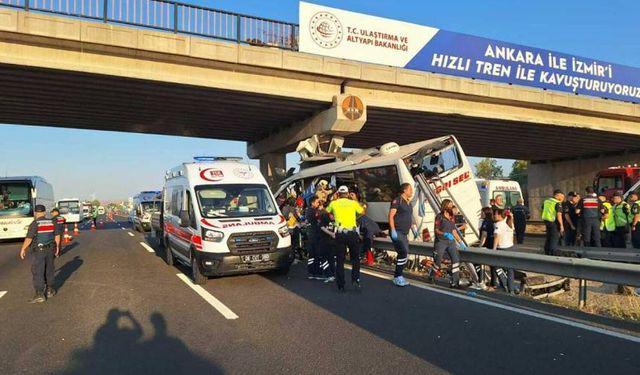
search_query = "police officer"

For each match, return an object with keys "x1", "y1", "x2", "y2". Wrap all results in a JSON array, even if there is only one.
[
  {"x1": 51, "y1": 208, "x2": 66, "y2": 253},
  {"x1": 304, "y1": 196, "x2": 322, "y2": 279},
  {"x1": 19, "y1": 205, "x2": 61, "y2": 303},
  {"x1": 629, "y1": 192, "x2": 640, "y2": 249},
  {"x1": 389, "y1": 183, "x2": 413, "y2": 287},
  {"x1": 611, "y1": 191, "x2": 631, "y2": 248},
  {"x1": 542, "y1": 189, "x2": 564, "y2": 256},
  {"x1": 326, "y1": 186, "x2": 365, "y2": 292},
  {"x1": 600, "y1": 193, "x2": 615, "y2": 247},
  {"x1": 577, "y1": 187, "x2": 601, "y2": 247},
  {"x1": 511, "y1": 198, "x2": 529, "y2": 244},
  {"x1": 562, "y1": 192, "x2": 580, "y2": 246}
]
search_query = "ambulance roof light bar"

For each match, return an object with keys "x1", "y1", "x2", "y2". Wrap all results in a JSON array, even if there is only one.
[{"x1": 193, "y1": 156, "x2": 243, "y2": 162}]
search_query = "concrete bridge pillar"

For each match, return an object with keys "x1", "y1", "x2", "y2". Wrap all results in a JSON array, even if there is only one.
[
  {"x1": 260, "y1": 153, "x2": 287, "y2": 191},
  {"x1": 528, "y1": 152, "x2": 640, "y2": 219}
]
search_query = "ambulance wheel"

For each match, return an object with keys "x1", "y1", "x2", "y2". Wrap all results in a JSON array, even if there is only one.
[
  {"x1": 191, "y1": 252, "x2": 207, "y2": 285},
  {"x1": 164, "y1": 239, "x2": 174, "y2": 266}
]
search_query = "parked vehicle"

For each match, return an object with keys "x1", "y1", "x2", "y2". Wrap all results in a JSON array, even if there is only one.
[
  {"x1": 161, "y1": 157, "x2": 293, "y2": 284},
  {"x1": 595, "y1": 165, "x2": 640, "y2": 200},
  {"x1": 131, "y1": 191, "x2": 161, "y2": 232},
  {"x1": 0, "y1": 176, "x2": 55, "y2": 239},
  {"x1": 475, "y1": 179, "x2": 523, "y2": 209},
  {"x1": 57, "y1": 198, "x2": 82, "y2": 224}
]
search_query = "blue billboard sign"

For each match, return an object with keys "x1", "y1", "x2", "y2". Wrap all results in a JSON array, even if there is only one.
[{"x1": 407, "y1": 30, "x2": 640, "y2": 103}]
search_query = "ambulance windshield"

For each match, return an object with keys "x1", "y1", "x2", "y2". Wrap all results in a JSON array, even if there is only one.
[
  {"x1": 0, "y1": 182, "x2": 33, "y2": 218},
  {"x1": 196, "y1": 184, "x2": 277, "y2": 218}
]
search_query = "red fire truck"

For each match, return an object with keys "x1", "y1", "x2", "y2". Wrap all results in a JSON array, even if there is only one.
[{"x1": 594, "y1": 165, "x2": 640, "y2": 199}]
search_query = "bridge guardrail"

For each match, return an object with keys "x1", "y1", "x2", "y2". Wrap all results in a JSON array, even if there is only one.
[
  {"x1": 372, "y1": 239, "x2": 640, "y2": 287},
  {"x1": 1, "y1": 0, "x2": 299, "y2": 50}
]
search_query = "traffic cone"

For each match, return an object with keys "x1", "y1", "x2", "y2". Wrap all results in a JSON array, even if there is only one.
[
  {"x1": 366, "y1": 249, "x2": 374, "y2": 265},
  {"x1": 91, "y1": 221, "x2": 96, "y2": 231},
  {"x1": 73, "y1": 223, "x2": 80, "y2": 236},
  {"x1": 63, "y1": 226, "x2": 71, "y2": 245}
]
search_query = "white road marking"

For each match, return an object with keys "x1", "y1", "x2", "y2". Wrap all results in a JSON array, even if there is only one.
[
  {"x1": 128, "y1": 232, "x2": 135, "y2": 237},
  {"x1": 140, "y1": 242, "x2": 155, "y2": 253},
  {"x1": 0, "y1": 291, "x2": 6, "y2": 299},
  {"x1": 176, "y1": 273, "x2": 239, "y2": 320},
  {"x1": 359, "y1": 268, "x2": 640, "y2": 344},
  {"x1": 121, "y1": 227, "x2": 126, "y2": 231}
]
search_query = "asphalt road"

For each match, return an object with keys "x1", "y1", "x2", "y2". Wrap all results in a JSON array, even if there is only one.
[{"x1": 0, "y1": 216, "x2": 638, "y2": 375}]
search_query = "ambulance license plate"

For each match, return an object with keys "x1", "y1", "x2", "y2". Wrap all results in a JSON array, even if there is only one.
[{"x1": 241, "y1": 254, "x2": 269, "y2": 262}]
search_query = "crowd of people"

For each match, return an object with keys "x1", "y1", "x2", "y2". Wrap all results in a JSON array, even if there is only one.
[
  {"x1": 277, "y1": 180, "x2": 524, "y2": 293},
  {"x1": 541, "y1": 187, "x2": 640, "y2": 256}
]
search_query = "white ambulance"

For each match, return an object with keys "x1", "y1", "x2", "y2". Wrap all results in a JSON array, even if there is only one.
[
  {"x1": 475, "y1": 179, "x2": 524, "y2": 209},
  {"x1": 0, "y1": 176, "x2": 55, "y2": 240},
  {"x1": 162, "y1": 157, "x2": 293, "y2": 284},
  {"x1": 275, "y1": 135, "x2": 482, "y2": 244},
  {"x1": 57, "y1": 198, "x2": 82, "y2": 224},
  {"x1": 131, "y1": 191, "x2": 162, "y2": 232}
]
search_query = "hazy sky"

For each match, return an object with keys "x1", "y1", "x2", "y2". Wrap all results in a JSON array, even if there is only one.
[{"x1": 1, "y1": 0, "x2": 638, "y2": 201}]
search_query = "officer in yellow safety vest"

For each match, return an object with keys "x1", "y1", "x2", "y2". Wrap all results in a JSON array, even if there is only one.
[
  {"x1": 611, "y1": 191, "x2": 631, "y2": 248},
  {"x1": 599, "y1": 193, "x2": 615, "y2": 247},
  {"x1": 629, "y1": 192, "x2": 640, "y2": 249},
  {"x1": 541, "y1": 189, "x2": 564, "y2": 256}
]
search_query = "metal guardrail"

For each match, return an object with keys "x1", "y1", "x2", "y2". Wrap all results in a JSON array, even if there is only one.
[
  {"x1": 0, "y1": 0, "x2": 299, "y2": 49},
  {"x1": 372, "y1": 239, "x2": 640, "y2": 287}
]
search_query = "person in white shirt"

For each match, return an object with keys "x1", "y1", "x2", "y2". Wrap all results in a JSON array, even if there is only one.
[{"x1": 492, "y1": 209, "x2": 517, "y2": 294}]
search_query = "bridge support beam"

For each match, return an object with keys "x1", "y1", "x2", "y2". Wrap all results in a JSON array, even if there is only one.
[
  {"x1": 260, "y1": 153, "x2": 287, "y2": 191},
  {"x1": 528, "y1": 152, "x2": 640, "y2": 218},
  {"x1": 247, "y1": 94, "x2": 367, "y2": 159}
]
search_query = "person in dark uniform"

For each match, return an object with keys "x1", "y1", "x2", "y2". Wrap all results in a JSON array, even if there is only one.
[
  {"x1": 577, "y1": 186, "x2": 603, "y2": 247},
  {"x1": 304, "y1": 196, "x2": 322, "y2": 280},
  {"x1": 541, "y1": 189, "x2": 564, "y2": 256},
  {"x1": 19, "y1": 205, "x2": 61, "y2": 303},
  {"x1": 511, "y1": 198, "x2": 529, "y2": 244},
  {"x1": 629, "y1": 192, "x2": 640, "y2": 249},
  {"x1": 562, "y1": 192, "x2": 580, "y2": 246},
  {"x1": 51, "y1": 208, "x2": 66, "y2": 254},
  {"x1": 389, "y1": 183, "x2": 413, "y2": 287},
  {"x1": 318, "y1": 201, "x2": 336, "y2": 283},
  {"x1": 357, "y1": 213, "x2": 382, "y2": 266}
]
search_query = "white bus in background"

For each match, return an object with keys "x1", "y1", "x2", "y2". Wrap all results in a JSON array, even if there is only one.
[
  {"x1": 275, "y1": 135, "x2": 483, "y2": 244},
  {"x1": 476, "y1": 179, "x2": 524, "y2": 209},
  {"x1": 0, "y1": 176, "x2": 55, "y2": 240},
  {"x1": 131, "y1": 191, "x2": 162, "y2": 232},
  {"x1": 82, "y1": 203, "x2": 91, "y2": 220},
  {"x1": 57, "y1": 198, "x2": 82, "y2": 224}
]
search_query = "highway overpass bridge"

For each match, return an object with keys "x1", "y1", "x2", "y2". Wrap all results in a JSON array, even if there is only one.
[{"x1": 1, "y1": 3, "x2": 640, "y2": 213}]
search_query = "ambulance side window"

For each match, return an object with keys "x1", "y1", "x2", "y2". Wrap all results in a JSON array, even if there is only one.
[
  {"x1": 186, "y1": 192, "x2": 196, "y2": 228},
  {"x1": 171, "y1": 189, "x2": 183, "y2": 216}
]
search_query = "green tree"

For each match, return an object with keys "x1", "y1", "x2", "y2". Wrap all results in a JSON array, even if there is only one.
[
  {"x1": 91, "y1": 199, "x2": 100, "y2": 207},
  {"x1": 509, "y1": 160, "x2": 528, "y2": 188},
  {"x1": 474, "y1": 158, "x2": 503, "y2": 179}
]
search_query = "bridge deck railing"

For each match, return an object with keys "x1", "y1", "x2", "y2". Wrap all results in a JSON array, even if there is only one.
[{"x1": 0, "y1": 0, "x2": 299, "y2": 50}]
